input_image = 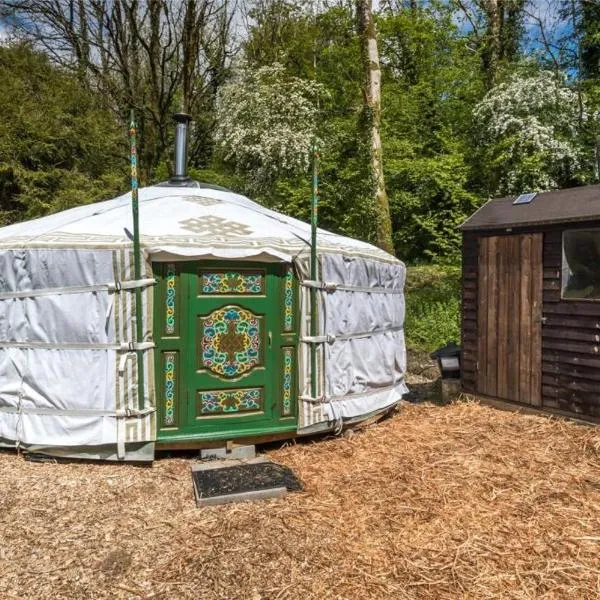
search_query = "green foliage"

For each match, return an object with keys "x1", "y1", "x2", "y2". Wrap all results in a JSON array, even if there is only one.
[
  {"x1": 0, "y1": 44, "x2": 125, "y2": 224},
  {"x1": 404, "y1": 264, "x2": 461, "y2": 351},
  {"x1": 473, "y1": 70, "x2": 591, "y2": 195},
  {"x1": 389, "y1": 154, "x2": 481, "y2": 262},
  {"x1": 1, "y1": 1, "x2": 599, "y2": 269},
  {"x1": 214, "y1": 63, "x2": 323, "y2": 196}
]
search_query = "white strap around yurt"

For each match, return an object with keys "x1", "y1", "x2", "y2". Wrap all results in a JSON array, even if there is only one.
[
  {"x1": 0, "y1": 341, "x2": 155, "y2": 351},
  {"x1": 301, "y1": 279, "x2": 403, "y2": 294},
  {"x1": 302, "y1": 325, "x2": 403, "y2": 344},
  {"x1": 299, "y1": 380, "x2": 404, "y2": 404},
  {"x1": 0, "y1": 278, "x2": 156, "y2": 300},
  {"x1": 0, "y1": 405, "x2": 154, "y2": 418}
]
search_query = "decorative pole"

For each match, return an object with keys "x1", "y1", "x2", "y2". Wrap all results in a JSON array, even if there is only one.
[
  {"x1": 130, "y1": 110, "x2": 145, "y2": 411},
  {"x1": 310, "y1": 141, "x2": 319, "y2": 401}
]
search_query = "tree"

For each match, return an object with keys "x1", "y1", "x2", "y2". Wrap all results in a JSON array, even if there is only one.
[
  {"x1": 379, "y1": 4, "x2": 482, "y2": 261},
  {"x1": 356, "y1": 0, "x2": 394, "y2": 254},
  {"x1": 473, "y1": 70, "x2": 590, "y2": 195},
  {"x1": 453, "y1": 0, "x2": 526, "y2": 87},
  {"x1": 214, "y1": 63, "x2": 322, "y2": 195},
  {"x1": 0, "y1": 43, "x2": 124, "y2": 224},
  {"x1": 3, "y1": 0, "x2": 238, "y2": 180},
  {"x1": 581, "y1": 0, "x2": 600, "y2": 80}
]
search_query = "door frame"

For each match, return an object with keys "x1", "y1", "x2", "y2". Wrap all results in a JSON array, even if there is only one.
[
  {"x1": 476, "y1": 234, "x2": 543, "y2": 405},
  {"x1": 152, "y1": 260, "x2": 299, "y2": 444}
]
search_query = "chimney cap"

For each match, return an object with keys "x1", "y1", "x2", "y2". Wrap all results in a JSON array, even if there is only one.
[{"x1": 173, "y1": 112, "x2": 192, "y2": 124}]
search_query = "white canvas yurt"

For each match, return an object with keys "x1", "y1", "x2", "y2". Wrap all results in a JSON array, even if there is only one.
[{"x1": 0, "y1": 121, "x2": 407, "y2": 461}]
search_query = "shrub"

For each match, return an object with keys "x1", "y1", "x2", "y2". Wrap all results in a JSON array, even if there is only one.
[{"x1": 404, "y1": 264, "x2": 461, "y2": 351}]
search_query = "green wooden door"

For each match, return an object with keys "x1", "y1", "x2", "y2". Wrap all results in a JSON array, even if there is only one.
[{"x1": 153, "y1": 260, "x2": 298, "y2": 443}]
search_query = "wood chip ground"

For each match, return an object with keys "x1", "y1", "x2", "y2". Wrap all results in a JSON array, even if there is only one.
[{"x1": 2, "y1": 400, "x2": 600, "y2": 599}]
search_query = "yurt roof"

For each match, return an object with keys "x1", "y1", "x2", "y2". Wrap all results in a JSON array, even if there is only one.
[{"x1": 0, "y1": 185, "x2": 397, "y2": 263}]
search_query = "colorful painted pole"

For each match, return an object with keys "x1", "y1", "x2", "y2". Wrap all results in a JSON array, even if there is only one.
[
  {"x1": 310, "y1": 141, "x2": 319, "y2": 400},
  {"x1": 129, "y1": 110, "x2": 145, "y2": 411}
]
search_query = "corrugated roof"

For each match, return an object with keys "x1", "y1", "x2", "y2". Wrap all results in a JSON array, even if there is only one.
[{"x1": 460, "y1": 184, "x2": 600, "y2": 231}]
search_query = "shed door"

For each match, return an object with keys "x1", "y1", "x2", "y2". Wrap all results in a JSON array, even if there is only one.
[
  {"x1": 154, "y1": 261, "x2": 298, "y2": 443},
  {"x1": 476, "y1": 234, "x2": 543, "y2": 405}
]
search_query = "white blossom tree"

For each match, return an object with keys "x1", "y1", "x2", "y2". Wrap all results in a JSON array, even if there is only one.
[
  {"x1": 473, "y1": 70, "x2": 589, "y2": 195},
  {"x1": 215, "y1": 63, "x2": 323, "y2": 194}
]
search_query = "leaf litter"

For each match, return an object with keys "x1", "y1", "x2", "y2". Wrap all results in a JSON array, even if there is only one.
[{"x1": 1, "y1": 399, "x2": 600, "y2": 599}]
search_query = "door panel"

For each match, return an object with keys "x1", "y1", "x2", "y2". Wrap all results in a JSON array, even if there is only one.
[
  {"x1": 154, "y1": 261, "x2": 298, "y2": 442},
  {"x1": 476, "y1": 234, "x2": 543, "y2": 405}
]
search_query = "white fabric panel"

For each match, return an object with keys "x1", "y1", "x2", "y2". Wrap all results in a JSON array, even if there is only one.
[
  {"x1": 0, "y1": 348, "x2": 113, "y2": 412},
  {"x1": 325, "y1": 330, "x2": 406, "y2": 398},
  {"x1": 0, "y1": 248, "x2": 115, "y2": 291},
  {"x1": 0, "y1": 349, "x2": 117, "y2": 446},
  {"x1": 319, "y1": 254, "x2": 407, "y2": 420},
  {"x1": 322, "y1": 382, "x2": 407, "y2": 421},
  {"x1": 0, "y1": 293, "x2": 113, "y2": 344},
  {"x1": 0, "y1": 249, "x2": 121, "y2": 449}
]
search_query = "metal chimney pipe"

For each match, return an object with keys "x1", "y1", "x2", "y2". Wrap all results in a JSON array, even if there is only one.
[{"x1": 171, "y1": 112, "x2": 192, "y2": 183}]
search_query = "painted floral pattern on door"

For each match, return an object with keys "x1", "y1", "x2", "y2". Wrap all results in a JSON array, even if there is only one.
[
  {"x1": 201, "y1": 306, "x2": 261, "y2": 377},
  {"x1": 201, "y1": 271, "x2": 264, "y2": 295},
  {"x1": 199, "y1": 388, "x2": 262, "y2": 415}
]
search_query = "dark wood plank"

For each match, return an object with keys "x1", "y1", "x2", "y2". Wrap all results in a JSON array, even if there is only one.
[
  {"x1": 553, "y1": 388, "x2": 600, "y2": 405},
  {"x1": 496, "y1": 236, "x2": 510, "y2": 400},
  {"x1": 519, "y1": 234, "x2": 532, "y2": 404},
  {"x1": 543, "y1": 328, "x2": 600, "y2": 343},
  {"x1": 544, "y1": 302, "x2": 600, "y2": 317},
  {"x1": 542, "y1": 360, "x2": 600, "y2": 382},
  {"x1": 543, "y1": 315, "x2": 600, "y2": 330},
  {"x1": 543, "y1": 351, "x2": 600, "y2": 369},
  {"x1": 462, "y1": 319, "x2": 477, "y2": 332},
  {"x1": 461, "y1": 347, "x2": 477, "y2": 363},
  {"x1": 477, "y1": 237, "x2": 489, "y2": 395},
  {"x1": 474, "y1": 393, "x2": 600, "y2": 425},
  {"x1": 542, "y1": 374, "x2": 600, "y2": 394},
  {"x1": 542, "y1": 339, "x2": 600, "y2": 355},
  {"x1": 461, "y1": 357, "x2": 477, "y2": 372},
  {"x1": 486, "y1": 236, "x2": 499, "y2": 397},
  {"x1": 543, "y1": 279, "x2": 560, "y2": 290},
  {"x1": 543, "y1": 290, "x2": 561, "y2": 303},
  {"x1": 542, "y1": 397, "x2": 600, "y2": 420},
  {"x1": 507, "y1": 235, "x2": 521, "y2": 402},
  {"x1": 543, "y1": 268, "x2": 560, "y2": 280},
  {"x1": 530, "y1": 233, "x2": 543, "y2": 406}
]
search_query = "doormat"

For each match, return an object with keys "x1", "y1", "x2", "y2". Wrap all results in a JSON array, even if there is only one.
[{"x1": 191, "y1": 458, "x2": 302, "y2": 507}]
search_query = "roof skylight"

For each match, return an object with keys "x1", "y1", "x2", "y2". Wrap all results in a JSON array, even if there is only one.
[{"x1": 513, "y1": 192, "x2": 537, "y2": 205}]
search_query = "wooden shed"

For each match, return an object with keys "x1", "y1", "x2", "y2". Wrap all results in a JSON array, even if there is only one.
[{"x1": 460, "y1": 185, "x2": 600, "y2": 421}]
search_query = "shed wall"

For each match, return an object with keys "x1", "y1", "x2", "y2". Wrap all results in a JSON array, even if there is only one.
[{"x1": 461, "y1": 223, "x2": 600, "y2": 421}]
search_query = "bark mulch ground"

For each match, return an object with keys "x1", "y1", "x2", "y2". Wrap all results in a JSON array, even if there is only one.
[{"x1": 2, "y1": 400, "x2": 600, "y2": 599}]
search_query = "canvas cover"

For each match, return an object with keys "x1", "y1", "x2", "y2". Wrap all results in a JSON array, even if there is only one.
[{"x1": 0, "y1": 185, "x2": 406, "y2": 459}]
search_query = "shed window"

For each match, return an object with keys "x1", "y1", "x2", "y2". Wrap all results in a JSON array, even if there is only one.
[{"x1": 562, "y1": 229, "x2": 600, "y2": 300}]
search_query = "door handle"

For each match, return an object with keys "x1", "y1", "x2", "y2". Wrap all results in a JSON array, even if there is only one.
[{"x1": 268, "y1": 331, "x2": 272, "y2": 347}]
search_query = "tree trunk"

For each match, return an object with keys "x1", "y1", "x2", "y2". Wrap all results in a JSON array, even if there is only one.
[
  {"x1": 482, "y1": 0, "x2": 501, "y2": 88},
  {"x1": 356, "y1": 0, "x2": 395, "y2": 255}
]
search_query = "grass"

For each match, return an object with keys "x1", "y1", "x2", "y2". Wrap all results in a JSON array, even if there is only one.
[{"x1": 404, "y1": 264, "x2": 461, "y2": 352}]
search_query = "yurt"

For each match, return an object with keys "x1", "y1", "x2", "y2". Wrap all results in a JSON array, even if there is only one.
[{"x1": 0, "y1": 119, "x2": 407, "y2": 461}]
